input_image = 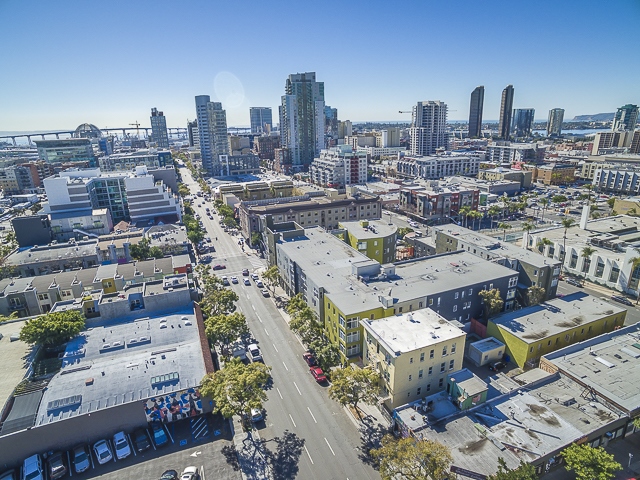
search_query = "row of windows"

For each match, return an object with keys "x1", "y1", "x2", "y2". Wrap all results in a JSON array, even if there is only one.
[
  {"x1": 409, "y1": 379, "x2": 444, "y2": 397},
  {"x1": 407, "y1": 360, "x2": 455, "y2": 381}
]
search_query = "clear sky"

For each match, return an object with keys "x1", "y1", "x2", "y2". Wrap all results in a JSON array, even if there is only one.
[{"x1": 1, "y1": 0, "x2": 639, "y2": 131}]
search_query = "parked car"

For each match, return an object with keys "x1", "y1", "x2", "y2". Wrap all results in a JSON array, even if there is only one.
[
  {"x1": 261, "y1": 288, "x2": 270, "y2": 297},
  {"x1": 72, "y1": 445, "x2": 90, "y2": 473},
  {"x1": 47, "y1": 451, "x2": 67, "y2": 480},
  {"x1": 231, "y1": 276, "x2": 238, "y2": 284},
  {"x1": 246, "y1": 343, "x2": 263, "y2": 362},
  {"x1": 243, "y1": 278, "x2": 251, "y2": 286},
  {"x1": 180, "y1": 467, "x2": 201, "y2": 480},
  {"x1": 256, "y1": 280, "x2": 264, "y2": 288},
  {"x1": 250, "y1": 408, "x2": 263, "y2": 423},
  {"x1": 213, "y1": 264, "x2": 226, "y2": 270},
  {"x1": 251, "y1": 273, "x2": 259, "y2": 281},
  {"x1": 310, "y1": 366, "x2": 327, "y2": 383},
  {"x1": 611, "y1": 295, "x2": 633, "y2": 306},
  {"x1": 93, "y1": 439, "x2": 113, "y2": 465},
  {"x1": 303, "y1": 352, "x2": 317, "y2": 367},
  {"x1": 242, "y1": 268, "x2": 249, "y2": 276},
  {"x1": 160, "y1": 470, "x2": 178, "y2": 480},
  {"x1": 133, "y1": 428, "x2": 151, "y2": 452},
  {"x1": 565, "y1": 278, "x2": 583, "y2": 287},
  {"x1": 113, "y1": 431, "x2": 131, "y2": 459},
  {"x1": 152, "y1": 424, "x2": 169, "y2": 447},
  {"x1": 222, "y1": 276, "x2": 229, "y2": 286},
  {"x1": 22, "y1": 454, "x2": 44, "y2": 480},
  {"x1": 489, "y1": 361, "x2": 506, "y2": 372},
  {"x1": 0, "y1": 470, "x2": 15, "y2": 480}
]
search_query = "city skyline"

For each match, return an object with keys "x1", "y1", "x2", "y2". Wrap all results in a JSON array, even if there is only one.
[{"x1": 1, "y1": 0, "x2": 639, "y2": 131}]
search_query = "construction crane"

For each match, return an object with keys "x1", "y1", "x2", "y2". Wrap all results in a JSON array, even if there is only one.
[
  {"x1": 129, "y1": 121, "x2": 141, "y2": 138},
  {"x1": 399, "y1": 110, "x2": 412, "y2": 114}
]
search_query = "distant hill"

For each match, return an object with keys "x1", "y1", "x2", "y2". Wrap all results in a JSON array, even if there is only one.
[{"x1": 572, "y1": 113, "x2": 614, "y2": 122}]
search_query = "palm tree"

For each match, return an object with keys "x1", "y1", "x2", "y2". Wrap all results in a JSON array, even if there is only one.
[
  {"x1": 459, "y1": 206, "x2": 471, "y2": 228},
  {"x1": 497, "y1": 222, "x2": 512, "y2": 241},
  {"x1": 540, "y1": 198, "x2": 549, "y2": 222},
  {"x1": 500, "y1": 195, "x2": 510, "y2": 219},
  {"x1": 521, "y1": 221, "x2": 535, "y2": 250},
  {"x1": 469, "y1": 210, "x2": 483, "y2": 231},
  {"x1": 580, "y1": 246, "x2": 596, "y2": 278},
  {"x1": 537, "y1": 237, "x2": 552, "y2": 254},
  {"x1": 487, "y1": 205, "x2": 501, "y2": 230},
  {"x1": 628, "y1": 251, "x2": 640, "y2": 304},
  {"x1": 560, "y1": 218, "x2": 576, "y2": 274}
]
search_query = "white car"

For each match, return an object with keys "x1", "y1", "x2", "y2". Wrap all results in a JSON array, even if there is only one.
[
  {"x1": 93, "y1": 439, "x2": 113, "y2": 465},
  {"x1": 256, "y1": 280, "x2": 264, "y2": 288},
  {"x1": 113, "y1": 431, "x2": 131, "y2": 459},
  {"x1": 180, "y1": 466, "x2": 201, "y2": 480}
]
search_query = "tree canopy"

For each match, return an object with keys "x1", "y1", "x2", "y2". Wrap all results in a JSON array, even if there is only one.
[
  {"x1": 129, "y1": 238, "x2": 164, "y2": 261},
  {"x1": 262, "y1": 265, "x2": 280, "y2": 292},
  {"x1": 561, "y1": 443, "x2": 621, "y2": 480},
  {"x1": 479, "y1": 288, "x2": 504, "y2": 319},
  {"x1": 488, "y1": 459, "x2": 538, "y2": 480},
  {"x1": 200, "y1": 358, "x2": 271, "y2": 421},
  {"x1": 370, "y1": 434, "x2": 453, "y2": 480},
  {"x1": 20, "y1": 310, "x2": 85, "y2": 347},
  {"x1": 328, "y1": 366, "x2": 379, "y2": 416},
  {"x1": 526, "y1": 286, "x2": 546, "y2": 306},
  {"x1": 205, "y1": 312, "x2": 250, "y2": 353}
]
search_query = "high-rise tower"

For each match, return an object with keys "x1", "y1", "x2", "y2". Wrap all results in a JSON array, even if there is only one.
[
  {"x1": 409, "y1": 101, "x2": 448, "y2": 156},
  {"x1": 498, "y1": 85, "x2": 514, "y2": 139},
  {"x1": 511, "y1": 108, "x2": 535, "y2": 138},
  {"x1": 279, "y1": 72, "x2": 325, "y2": 170},
  {"x1": 195, "y1": 95, "x2": 229, "y2": 176},
  {"x1": 547, "y1": 108, "x2": 564, "y2": 137},
  {"x1": 250, "y1": 107, "x2": 273, "y2": 134},
  {"x1": 468, "y1": 86, "x2": 484, "y2": 138},
  {"x1": 613, "y1": 104, "x2": 639, "y2": 132},
  {"x1": 150, "y1": 108, "x2": 169, "y2": 149}
]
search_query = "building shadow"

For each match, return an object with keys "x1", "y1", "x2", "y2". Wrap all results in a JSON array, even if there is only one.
[
  {"x1": 263, "y1": 430, "x2": 305, "y2": 480},
  {"x1": 357, "y1": 414, "x2": 390, "y2": 467}
]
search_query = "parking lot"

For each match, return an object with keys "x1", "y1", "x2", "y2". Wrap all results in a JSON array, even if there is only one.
[{"x1": 41, "y1": 414, "x2": 240, "y2": 480}]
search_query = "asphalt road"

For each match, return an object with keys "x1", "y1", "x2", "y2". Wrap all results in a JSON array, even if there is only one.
[{"x1": 181, "y1": 168, "x2": 380, "y2": 480}]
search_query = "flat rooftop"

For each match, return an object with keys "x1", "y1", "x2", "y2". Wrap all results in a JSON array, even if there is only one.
[
  {"x1": 436, "y1": 225, "x2": 560, "y2": 268},
  {"x1": 339, "y1": 219, "x2": 397, "y2": 239},
  {"x1": 0, "y1": 321, "x2": 32, "y2": 412},
  {"x1": 6, "y1": 240, "x2": 98, "y2": 266},
  {"x1": 362, "y1": 310, "x2": 465, "y2": 356},
  {"x1": 544, "y1": 324, "x2": 640, "y2": 413},
  {"x1": 491, "y1": 292, "x2": 626, "y2": 343},
  {"x1": 470, "y1": 337, "x2": 505, "y2": 353},
  {"x1": 36, "y1": 309, "x2": 207, "y2": 426}
]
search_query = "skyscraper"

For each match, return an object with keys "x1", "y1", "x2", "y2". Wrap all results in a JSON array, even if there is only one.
[
  {"x1": 279, "y1": 72, "x2": 325, "y2": 170},
  {"x1": 150, "y1": 108, "x2": 169, "y2": 149},
  {"x1": 547, "y1": 108, "x2": 564, "y2": 137},
  {"x1": 468, "y1": 86, "x2": 484, "y2": 138},
  {"x1": 409, "y1": 101, "x2": 448, "y2": 156},
  {"x1": 324, "y1": 105, "x2": 338, "y2": 134},
  {"x1": 195, "y1": 95, "x2": 229, "y2": 176},
  {"x1": 498, "y1": 85, "x2": 514, "y2": 139},
  {"x1": 250, "y1": 107, "x2": 273, "y2": 134},
  {"x1": 511, "y1": 108, "x2": 535, "y2": 138},
  {"x1": 613, "y1": 104, "x2": 639, "y2": 132}
]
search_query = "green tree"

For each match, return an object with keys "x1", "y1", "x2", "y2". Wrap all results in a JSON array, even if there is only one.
[
  {"x1": 178, "y1": 183, "x2": 190, "y2": 197},
  {"x1": 498, "y1": 222, "x2": 512, "y2": 241},
  {"x1": 478, "y1": 288, "x2": 504, "y2": 319},
  {"x1": 289, "y1": 306, "x2": 321, "y2": 345},
  {"x1": 551, "y1": 194, "x2": 568, "y2": 204},
  {"x1": 328, "y1": 366, "x2": 379, "y2": 418},
  {"x1": 561, "y1": 443, "x2": 622, "y2": 480},
  {"x1": 488, "y1": 205, "x2": 501, "y2": 230},
  {"x1": 20, "y1": 311, "x2": 85, "y2": 347},
  {"x1": 286, "y1": 293, "x2": 307, "y2": 317},
  {"x1": 30, "y1": 203, "x2": 42, "y2": 214},
  {"x1": 580, "y1": 246, "x2": 596, "y2": 277},
  {"x1": 370, "y1": 435, "x2": 453, "y2": 480},
  {"x1": 250, "y1": 231, "x2": 262, "y2": 247},
  {"x1": 202, "y1": 288, "x2": 239, "y2": 317},
  {"x1": 527, "y1": 286, "x2": 546, "y2": 306},
  {"x1": 200, "y1": 358, "x2": 271, "y2": 426},
  {"x1": 628, "y1": 251, "x2": 640, "y2": 303},
  {"x1": 223, "y1": 217, "x2": 237, "y2": 229},
  {"x1": 560, "y1": 218, "x2": 576, "y2": 274},
  {"x1": 536, "y1": 237, "x2": 552, "y2": 254},
  {"x1": 262, "y1": 265, "x2": 280, "y2": 292},
  {"x1": 459, "y1": 206, "x2": 471, "y2": 229},
  {"x1": 488, "y1": 458, "x2": 538, "y2": 480},
  {"x1": 308, "y1": 338, "x2": 341, "y2": 372},
  {"x1": 606, "y1": 197, "x2": 616, "y2": 209},
  {"x1": 469, "y1": 210, "x2": 483, "y2": 230},
  {"x1": 539, "y1": 198, "x2": 549, "y2": 222},
  {"x1": 397, "y1": 227, "x2": 414, "y2": 238},
  {"x1": 129, "y1": 238, "x2": 164, "y2": 260},
  {"x1": 521, "y1": 221, "x2": 535, "y2": 250},
  {"x1": 0, "y1": 312, "x2": 18, "y2": 324},
  {"x1": 205, "y1": 312, "x2": 250, "y2": 353}
]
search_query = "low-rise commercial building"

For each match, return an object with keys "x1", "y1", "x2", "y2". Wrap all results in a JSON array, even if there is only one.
[
  {"x1": 34, "y1": 138, "x2": 96, "y2": 167},
  {"x1": 363, "y1": 309, "x2": 466, "y2": 409},
  {"x1": 254, "y1": 135, "x2": 280, "y2": 160},
  {"x1": 487, "y1": 292, "x2": 626, "y2": 368},
  {"x1": 477, "y1": 167, "x2": 532, "y2": 189},
  {"x1": 524, "y1": 162, "x2": 576, "y2": 185},
  {"x1": 5, "y1": 239, "x2": 100, "y2": 277},
  {"x1": 218, "y1": 153, "x2": 261, "y2": 176},
  {"x1": 612, "y1": 197, "x2": 640, "y2": 215}
]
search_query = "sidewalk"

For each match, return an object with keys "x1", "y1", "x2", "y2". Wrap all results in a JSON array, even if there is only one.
[{"x1": 231, "y1": 416, "x2": 272, "y2": 480}]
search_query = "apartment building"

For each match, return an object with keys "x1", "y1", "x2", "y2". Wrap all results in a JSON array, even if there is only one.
[
  {"x1": 396, "y1": 154, "x2": 479, "y2": 179},
  {"x1": 593, "y1": 166, "x2": 640, "y2": 195},
  {"x1": 335, "y1": 219, "x2": 397, "y2": 264},
  {"x1": 399, "y1": 183, "x2": 479, "y2": 218},
  {"x1": 98, "y1": 150, "x2": 173, "y2": 172},
  {"x1": 363, "y1": 309, "x2": 466, "y2": 409},
  {"x1": 309, "y1": 145, "x2": 368, "y2": 187},
  {"x1": 486, "y1": 142, "x2": 545, "y2": 165}
]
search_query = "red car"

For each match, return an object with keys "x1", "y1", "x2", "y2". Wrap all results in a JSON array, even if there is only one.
[
  {"x1": 310, "y1": 366, "x2": 326, "y2": 383},
  {"x1": 213, "y1": 264, "x2": 226, "y2": 270},
  {"x1": 302, "y1": 353, "x2": 317, "y2": 367}
]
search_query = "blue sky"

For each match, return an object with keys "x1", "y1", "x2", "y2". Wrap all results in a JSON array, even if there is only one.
[{"x1": 1, "y1": 0, "x2": 638, "y2": 130}]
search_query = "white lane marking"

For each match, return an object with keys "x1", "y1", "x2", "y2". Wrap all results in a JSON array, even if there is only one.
[
  {"x1": 276, "y1": 387, "x2": 283, "y2": 399},
  {"x1": 289, "y1": 414, "x2": 297, "y2": 428},
  {"x1": 282, "y1": 361, "x2": 288, "y2": 371},
  {"x1": 307, "y1": 407, "x2": 317, "y2": 423},
  {"x1": 252, "y1": 305, "x2": 256, "y2": 311},
  {"x1": 324, "y1": 438, "x2": 335, "y2": 456},
  {"x1": 304, "y1": 445, "x2": 314, "y2": 465},
  {"x1": 293, "y1": 382, "x2": 302, "y2": 396},
  {"x1": 272, "y1": 343, "x2": 278, "y2": 352},
  {"x1": 264, "y1": 328, "x2": 270, "y2": 337},
  {"x1": 257, "y1": 315, "x2": 263, "y2": 323}
]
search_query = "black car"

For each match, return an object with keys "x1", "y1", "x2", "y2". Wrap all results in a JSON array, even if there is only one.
[
  {"x1": 565, "y1": 278, "x2": 583, "y2": 287},
  {"x1": 160, "y1": 470, "x2": 178, "y2": 480},
  {"x1": 489, "y1": 361, "x2": 506, "y2": 372},
  {"x1": 611, "y1": 295, "x2": 633, "y2": 306},
  {"x1": 47, "y1": 452, "x2": 67, "y2": 480},
  {"x1": 133, "y1": 428, "x2": 151, "y2": 452}
]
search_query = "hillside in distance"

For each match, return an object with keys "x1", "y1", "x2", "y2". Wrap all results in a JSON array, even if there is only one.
[{"x1": 572, "y1": 113, "x2": 614, "y2": 122}]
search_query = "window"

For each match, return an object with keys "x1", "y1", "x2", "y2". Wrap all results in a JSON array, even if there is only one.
[
  {"x1": 468, "y1": 288, "x2": 473, "y2": 295},
  {"x1": 346, "y1": 317, "x2": 359, "y2": 329},
  {"x1": 442, "y1": 346, "x2": 448, "y2": 356},
  {"x1": 428, "y1": 366, "x2": 433, "y2": 375},
  {"x1": 408, "y1": 392, "x2": 411, "y2": 397},
  {"x1": 420, "y1": 352, "x2": 425, "y2": 362},
  {"x1": 339, "y1": 315, "x2": 346, "y2": 327},
  {"x1": 430, "y1": 349, "x2": 434, "y2": 359},
  {"x1": 438, "y1": 378, "x2": 444, "y2": 388},
  {"x1": 440, "y1": 363, "x2": 445, "y2": 373},
  {"x1": 454, "y1": 292, "x2": 459, "y2": 299},
  {"x1": 409, "y1": 375, "x2": 412, "y2": 381},
  {"x1": 410, "y1": 357, "x2": 414, "y2": 364},
  {"x1": 451, "y1": 343, "x2": 456, "y2": 354},
  {"x1": 449, "y1": 360, "x2": 455, "y2": 370},
  {"x1": 428, "y1": 298, "x2": 433, "y2": 306},
  {"x1": 417, "y1": 387, "x2": 422, "y2": 395},
  {"x1": 419, "y1": 369, "x2": 423, "y2": 378},
  {"x1": 453, "y1": 305, "x2": 457, "y2": 312},
  {"x1": 426, "y1": 383, "x2": 431, "y2": 392}
]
